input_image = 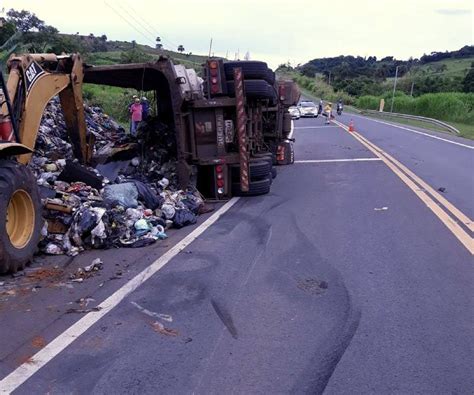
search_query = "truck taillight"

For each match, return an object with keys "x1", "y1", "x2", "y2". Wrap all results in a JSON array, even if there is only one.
[
  {"x1": 207, "y1": 60, "x2": 223, "y2": 96},
  {"x1": 277, "y1": 145, "x2": 285, "y2": 161},
  {"x1": 279, "y1": 84, "x2": 286, "y2": 101},
  {"x1": 216, "y1": 165, "x2": 223, "y2": 173},
  {"x1": 217, "y1": 179, "x2": 224, "y2": 188}
]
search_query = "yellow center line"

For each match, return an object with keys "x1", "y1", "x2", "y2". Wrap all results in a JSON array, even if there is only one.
[{"x1": 332, "y1": 120, "x2": 473, "y2": 255}]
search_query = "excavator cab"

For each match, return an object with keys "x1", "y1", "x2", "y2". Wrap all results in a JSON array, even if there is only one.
[{"x1": 0, "y1": 53, "x2": 89, "y2": 273}]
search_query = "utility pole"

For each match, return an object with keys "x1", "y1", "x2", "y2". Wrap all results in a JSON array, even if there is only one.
[
  {"x1": 390, "y1": 65, "x2": 399, "y2": 113},
  {"x1": 208, "y1": 38, "x2": 213, "y2": 58},
  {"x1": 410, "y1": 81, "x2": 414, "y2": 97},
  {"x1": 328, "y1": 71, "x2": 331, "y2": 85}
]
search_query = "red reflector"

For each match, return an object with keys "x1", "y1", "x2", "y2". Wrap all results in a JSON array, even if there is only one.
[
  {"x1": 217, "y1": 179, "x2": 224, "y2": 187},
  {"x1": 211, "y1": 85, "x2": 220, "y2": 94},
  {"x1": 216, "y1": 165, "x2": 223, "y2": 173},
  {"x1": 209, "y1": 61, "x2": 218, "y2": 69}
]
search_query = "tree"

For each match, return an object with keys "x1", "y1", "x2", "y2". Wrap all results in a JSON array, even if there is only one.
[
  {"x1": 0, "y1": 20, "x2": 17, "y2": 46},
  {"x1": 100, "y1": 34, "x2": 107, "y2": 41},
  {"x1": 155, "y1": 36, "x2": 162, "y2": 50},
  {"x1": 462, "y1": 67, "x2": 474, "y2": 93},
  {"x1": 177, "y1": 44, "x2": 184, "y2": 53},
  {"x1": 120, "y1": 48, "x2": 152, "y2": 64},
  {"x1": 6, "y1": 9, "x2": 45, "y2": 32}
]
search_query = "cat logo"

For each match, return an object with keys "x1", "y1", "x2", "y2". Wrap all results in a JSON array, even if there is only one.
[{"x1": 24, "y1": 61, "x2": 45, "y2": 95}]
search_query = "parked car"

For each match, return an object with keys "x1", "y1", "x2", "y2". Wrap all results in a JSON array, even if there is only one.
[
  {"x1": 288, "y1": 106, "x2": 300, "y2": 119},
  {"x1": 298, "y1": 101, "x2": 318, "y2": 117}
]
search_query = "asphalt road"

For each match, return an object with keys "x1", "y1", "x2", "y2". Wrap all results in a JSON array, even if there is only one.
[{"x1": 0, "y1": 114, "x2": 473, "y2": 394}]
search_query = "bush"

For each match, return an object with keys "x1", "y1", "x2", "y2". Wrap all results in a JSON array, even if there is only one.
[{"x1": 357, "y1": 91, "x2": 474, "y2": 124}]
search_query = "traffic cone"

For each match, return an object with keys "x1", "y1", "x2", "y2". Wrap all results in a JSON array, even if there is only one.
[{"x1": 348, "y1": 120, "x2": 355, "y2": 132}]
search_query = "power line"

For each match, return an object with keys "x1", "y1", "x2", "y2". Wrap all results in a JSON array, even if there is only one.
[
  {"x1": 121, "y1": 0, "x2": 179, "y2": 50},
  {"x1": 114, "y1": 2, "x2": 165, "y2": 48},
  {"x1": 103, "y1": 0, "x2": 156, "y2": 48}
]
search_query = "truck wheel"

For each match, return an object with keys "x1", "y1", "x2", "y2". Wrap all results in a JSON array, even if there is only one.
[
  {"x1": 231, "y1": 160, "x2": 272, "y2": 179},
  {"x1": 224, "y1": 61, "x2": 271, "y2": 83},
  {"x1": 0, "y1": 160, "x2": 43, "y2": 273},
  {"x1": 231, "y1": 177, "x2": 271, "y2": 197},
  {"x1": 226, "y1": 80, "x2": 276, "y2": 101},
  {"x1": 251, "y1": 153, "x2": 273, "y2": 167},
  {"x1": 266, "y1": 69, "x2": 276, "y2": 85}
]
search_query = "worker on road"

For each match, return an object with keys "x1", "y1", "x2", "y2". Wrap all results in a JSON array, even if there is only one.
[
  {"x1": 324, "y1": 102, "x2": 332, "y2": 124},
  {"x1": 141, "y1": 97, "x2": 150, "y2": 120},
  {"x1": 129, "y1": 97, "x2": 142, "y2": 137},
  {"x1": 318, "y1": 99, "x2": 323, "y2": 115}
]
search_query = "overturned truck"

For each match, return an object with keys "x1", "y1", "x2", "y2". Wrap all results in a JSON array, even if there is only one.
[
  {"x1": 0, "y1": 53, "x2": 299, "y2": 273},
  {"x1": 84, "y1": 57, "x2": 300, "y2": 199}
]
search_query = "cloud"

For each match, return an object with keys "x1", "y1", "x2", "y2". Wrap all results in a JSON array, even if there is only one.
[{"x1": 435, "y1": 8, "x2": 472, "y2": 15}]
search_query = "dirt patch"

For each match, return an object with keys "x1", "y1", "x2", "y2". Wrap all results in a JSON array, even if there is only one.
[
  {"x1": 151, "y1": 321, "x2": 179, "y2": 337},
  {"x1": 31, "y1": 335, "x2": 47, "y2": 349}
]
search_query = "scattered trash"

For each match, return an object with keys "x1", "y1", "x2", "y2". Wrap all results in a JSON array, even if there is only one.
[
  {"x1": 374, "y1": 207, "x2": 389, "y2": 211},
  {"x1": 131, "y1": 301, "x2": 173, "y2": 322},
  {"x1": 31, "y1": 98, "x2": 209, "y2": 259},
  {"x1": 66, "y1": 307, "x2": 102, "y2": 314},
  {"x1": 438, "y1": 187, "x2": 446, "y2": 193}
]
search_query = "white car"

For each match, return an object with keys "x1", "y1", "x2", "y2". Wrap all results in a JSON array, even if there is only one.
[
  {"x1": 288, "y1": 106, "x2": 300, "y2": 119},
  {"x1": 298, "y1": 101, "x2": 318, "y2": 117}
]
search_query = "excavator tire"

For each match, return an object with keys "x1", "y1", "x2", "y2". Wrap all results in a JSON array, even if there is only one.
[{"x1": 0, "y1": 160, "x2": 43, "y2": 274}]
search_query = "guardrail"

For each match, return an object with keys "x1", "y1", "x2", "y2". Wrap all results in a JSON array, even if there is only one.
[{"x1": 360, "y1": 109, "x2": 460, "y2": 135}]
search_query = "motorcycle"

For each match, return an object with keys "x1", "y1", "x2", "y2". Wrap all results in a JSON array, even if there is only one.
[{"x1": 337, "y1": 104, "x2": 343, "y2": 116}]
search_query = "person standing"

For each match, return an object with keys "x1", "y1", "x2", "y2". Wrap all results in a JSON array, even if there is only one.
[
  {"x1": 140, "y1": 97, "x2": 150, "y2": 120},
  {"x1": 129, "y1": 97, "x2": 142, "y2": 137},
  {"x1": 324, "y1": 102, "x2": 332, "y2": 124},
  {"x1": 318, "y1": 99, "x2": 323, "y2": 115}
]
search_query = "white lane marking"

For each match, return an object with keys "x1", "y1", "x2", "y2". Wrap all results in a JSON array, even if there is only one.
[
  {"x1": 295, "y1": 126, "x2": 337, "y2": 129},
  {"x1": 0, "y1": 197, "x2": 241, "y2": 393},
  {"x1": 295, "y1": 158, "x2": 382, "y2": 163},
  {"x1": 347, "y1": 114, "x2": 474, "y2": 150}
]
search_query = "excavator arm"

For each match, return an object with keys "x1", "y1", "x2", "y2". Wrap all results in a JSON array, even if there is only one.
[{"x1": 0, "y1": 53, "x2": 88, "y2": 163}]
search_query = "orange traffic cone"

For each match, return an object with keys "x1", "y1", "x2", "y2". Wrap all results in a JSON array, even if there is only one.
[{"x1": 348, "y1": 120, "x2": 355, "y2": 132}]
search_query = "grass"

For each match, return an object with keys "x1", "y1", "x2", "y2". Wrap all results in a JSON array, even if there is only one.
[
  {"x1": 362, "y1": 112, "x2": 474, "y2": 140},
  {"x1": 416, "y1": 57, "x2": 474, "y2": 77}
]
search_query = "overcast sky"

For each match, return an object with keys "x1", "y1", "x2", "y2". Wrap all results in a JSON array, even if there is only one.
[{"x1": 2, "y1": 0, "x2": 473, "y2": 68}]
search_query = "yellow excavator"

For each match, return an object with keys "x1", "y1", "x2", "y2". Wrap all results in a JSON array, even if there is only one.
[{"x1": 0, "y1": 53, "x2": 88, "y2": 273}]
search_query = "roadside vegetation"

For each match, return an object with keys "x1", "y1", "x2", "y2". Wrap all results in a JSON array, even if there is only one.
[
  {"x1": 278, "y1": 47, "x2": 474, "y2": 140},
  {"x1": 0, "y1": 8, "x2": 209, "y2": 122}
]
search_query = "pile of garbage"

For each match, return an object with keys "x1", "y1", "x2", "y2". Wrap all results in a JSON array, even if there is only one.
[{"x1": 31, "y1": 98, "x2": 208, "y2": 256}]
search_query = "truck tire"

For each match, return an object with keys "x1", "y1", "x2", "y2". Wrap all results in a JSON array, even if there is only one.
[
  {"x1": 226, "y1": 80, "x2": 277, "y2": 102},
  {"x1": 252, "y1": 153, "x2": 273, "y2": 166},
  {"x1": 0, "y1": 160, "x2": 43, "y2": 273},
  {"x1": 266, "y1": 69, "x2": 276, "y2": 85},
  {"x1": 231, "y1": 160, "x2": 272, "y2": 180},
  {"x1": 231, "y1": 177, "x2": 271, "y2": 197},
  {"x1": 271, "y1": 167, "x2": 277, "y2": 179},
  {"x1": 224, "y1": 61, "x2": 271, "y2": 83}
]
